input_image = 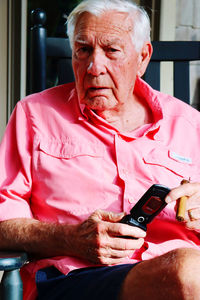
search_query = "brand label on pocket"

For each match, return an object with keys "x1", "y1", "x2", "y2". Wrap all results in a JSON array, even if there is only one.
[{"x1": 169, "y1": 151, "x2": 192, "y2": 164}]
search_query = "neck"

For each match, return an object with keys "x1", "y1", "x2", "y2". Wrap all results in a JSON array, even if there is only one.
[{"x1": 96, "y1": 95, "x2": 153, "y2": 132}]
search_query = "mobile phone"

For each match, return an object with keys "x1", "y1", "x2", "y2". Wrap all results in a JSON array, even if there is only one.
[{"x1": 120, "y1": 184, "x2": 171, "y2": 232}]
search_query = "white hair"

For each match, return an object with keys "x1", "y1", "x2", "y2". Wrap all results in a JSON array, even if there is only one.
[{"x1": 67, "y1": 0, "x2": 151, "y2": 52}]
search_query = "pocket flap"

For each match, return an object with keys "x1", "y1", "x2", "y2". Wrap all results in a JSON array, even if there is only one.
[
  {"x1": 38, "y1": 139, "x2": 104, "y2": 159},
  {"x1": 143, "y1": 147, "x2": 198, "y2": 179}
]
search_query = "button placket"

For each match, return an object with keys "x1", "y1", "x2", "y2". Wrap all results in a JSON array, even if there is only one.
[
  {"x1": 128, "y1": 197, "x2": 135, "y2": 204},
  {"x1": 114, "y1": 134, "x2": 135, "y2": 212},
  {"x1": 115, "y1": 134, "x2": 129, "y2": 180}
]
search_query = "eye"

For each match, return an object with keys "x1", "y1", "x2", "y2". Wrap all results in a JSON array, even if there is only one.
[
  {"x1": 106, "y1": 47, "x2": 121, "y2": 57},
  {"x1": 108, "y1": 48, "x2": 119, "y2": 52},
  {"x1": 75, "y1": 46, "x2": 92, "y2": 59},
  {"x1": 79, "y1": 46, "x2": 89, "y2": 53}
]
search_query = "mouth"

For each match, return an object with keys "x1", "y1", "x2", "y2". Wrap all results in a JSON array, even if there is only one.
[
  {"x1": 87, "y1": 87, "x2": 109, "y2": 97},
  {"x1": 88, "y1": 87, "x2": 108, "y2": 91}
]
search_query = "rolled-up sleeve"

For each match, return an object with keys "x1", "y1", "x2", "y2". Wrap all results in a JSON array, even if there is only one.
[{"x1": 0, "y1": 101, "x2": 33, "y2": 220}]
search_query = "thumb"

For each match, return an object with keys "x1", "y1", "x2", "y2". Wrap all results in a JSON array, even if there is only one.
[{"x1": 93, "y1": 209, "x2": 125, "y2": 223}]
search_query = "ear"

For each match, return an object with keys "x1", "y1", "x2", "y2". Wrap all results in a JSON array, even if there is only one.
[{"x1": 137, "y1": 42, "x2": 153, "y2": 77}]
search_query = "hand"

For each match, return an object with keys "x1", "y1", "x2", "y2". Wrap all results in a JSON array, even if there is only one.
[
  {"x1": 166, "y1": 182, "x2": 200, "y2": 231},
  {"x1": 67, "y1": 209, "x2": 146, "y2": 265}
]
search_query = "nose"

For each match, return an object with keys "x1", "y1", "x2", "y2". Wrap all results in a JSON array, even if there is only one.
[{"x1": 87, "y1": 50, "x2": 107, "y2": 76}]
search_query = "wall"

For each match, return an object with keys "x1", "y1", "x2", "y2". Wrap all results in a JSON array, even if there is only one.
[
  {"x1": 0, "y1": 0, "x2": 27, "y2": 142},
  {"x1": 159, "y1": 0, "x2": 176, "y2": 96},
  {"x1": 176, "y1": 0, "x2": 200, "y2": 109},
  {"x1": 0, "y1": 1, "x2": 8, "y2": 141}
]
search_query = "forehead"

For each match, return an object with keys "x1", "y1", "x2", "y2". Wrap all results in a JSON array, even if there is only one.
[{"x1": 74, "y1": 11, "x2": 133, "y2": 43}]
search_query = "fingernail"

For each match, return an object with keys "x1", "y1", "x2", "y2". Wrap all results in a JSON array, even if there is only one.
[
  {"x1": 165, "y1": 196, "x2": 171, "y2": 203},
  {"x1": 117, "y1": 212, "x2": 125, "y2": 217}
]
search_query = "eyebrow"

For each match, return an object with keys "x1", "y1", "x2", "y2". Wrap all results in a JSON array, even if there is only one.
[
  {"x1": 74, "y1": 37, "x2": 123, "y2": 47},
  {"x1": 104, "y1": 38, "x2": 123, "y2": 46},
  {"x1": 74, "y1": 38, "x2": 89, "y2": 45}
]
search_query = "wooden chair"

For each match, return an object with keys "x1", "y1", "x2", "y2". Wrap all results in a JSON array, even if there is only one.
[
  {"x1": 0, "y1": 252, "x2": 28, "y2": 300},
  {"x1": 1, "y1": 7, "x2": 200, "y2": 300},
  {"x1": 144, "y1": 41, "x2": 200, "y2": 104},
  {"x1": 28, "y1": 8, "x2": 74, "y2": 95},
  {"x1": 28, "y1": 9, "x2": 200, "y2": 106}
]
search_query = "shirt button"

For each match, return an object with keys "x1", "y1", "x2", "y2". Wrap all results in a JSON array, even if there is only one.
[
  {"x1": 128, "y1": 197, "x2": 135, "y2": 204},
  {"x1": 118, "y1": 134, "x2": 124, "y2": 140},
  {"x1": 123, "y1": 169, "x2": 130, "y2": 175}
]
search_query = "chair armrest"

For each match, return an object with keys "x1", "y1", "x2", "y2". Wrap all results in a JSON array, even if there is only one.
[
  {"x1": 0, "y1": 252, "x2": 28, "y2": 271},
  {"x1": 0, "y1": 252, "x2": 29, "y2": 300}
]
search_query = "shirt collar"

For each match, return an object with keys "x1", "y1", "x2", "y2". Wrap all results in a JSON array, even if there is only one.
[
  {"x1": 73, "y1": 77, "x2": 165, "y2": 140},
  {"x1": 67, "y1": 85, "x2": 89, "y2": 121},
  {"x1": 133, "y1": 77, "x2": 165, "y2": 140},
  {"x1": 134, "y1": 77, "x2": 163, "y2": 123}
]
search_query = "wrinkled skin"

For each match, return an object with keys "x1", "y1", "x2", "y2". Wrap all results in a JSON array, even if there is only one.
[
  {"x1": 72, "y1": 11, "x2": 153, "y2": 132},
  {"x1": 68, "y1": 210, "x2": 146, "y2": 265},
  {"x1": 166, "y1": 182, "x2": 200, "y2": 231}
]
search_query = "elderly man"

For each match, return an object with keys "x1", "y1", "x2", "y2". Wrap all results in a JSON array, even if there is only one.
[{"x1": 1, "y1": 0, "x2": 200, "y2": 299}]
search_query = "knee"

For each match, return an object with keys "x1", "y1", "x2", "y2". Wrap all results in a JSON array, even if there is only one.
[
  {"x1": 120, "y1": 248, "x2": 200, "y2": 300},
  {"x1": 166, "y1": 248, "x2": 200, "y2": 297}
]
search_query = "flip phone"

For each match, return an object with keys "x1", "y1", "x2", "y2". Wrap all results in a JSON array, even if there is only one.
[{"x1": 120, "y1": 184, "x2": 171, "y2": 232}]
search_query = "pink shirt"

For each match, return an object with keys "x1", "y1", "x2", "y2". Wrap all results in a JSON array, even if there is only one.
[{"x1": 1, "y1": 78, "x2": 200, "y2": 299}]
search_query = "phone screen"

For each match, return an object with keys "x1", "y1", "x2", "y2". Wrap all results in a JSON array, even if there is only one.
[{"x1": 142, "y1": 196, "x2": 163, "y2": 215}]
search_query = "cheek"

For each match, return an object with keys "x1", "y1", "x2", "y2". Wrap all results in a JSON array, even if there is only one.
[
  {"x1": 121, "y1": 60, "x2": 138, "y2": 82},
  {"x1": 73, "y1": 63, "x2": 90, "y2": 99},
  {"x1": 72, "y1": 60, "x2": 86, "y2": 82},
  {"x1": 111, "y1": 64, "x2": 137, "y2": 95},
  {"x1": 110, "y1": 61, "x2": 127, "y2": 83},
  {"x1": 112, "y1": 63, "x2": 134, "y2": 84}
]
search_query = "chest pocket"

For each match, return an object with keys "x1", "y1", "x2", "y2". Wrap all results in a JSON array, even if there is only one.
[
  {"x1": 38, "y1": 139, "x2": 105, "y2": 159},
  {"x1": 32, "y1": 139, "x2": 107, "y2": 218},
  {"x1": 143, "y1": 147, "x2": 200, "y2": 187}
]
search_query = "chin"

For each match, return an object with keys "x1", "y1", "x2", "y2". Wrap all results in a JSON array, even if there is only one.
[{"x1": 82, "y1": 97, "x2": 116, "y2": 111}]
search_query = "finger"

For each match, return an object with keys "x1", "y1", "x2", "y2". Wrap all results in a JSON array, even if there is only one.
[
  {"x1": 185, "y1": 219, "x2": 200, "y2": 231},
  {"x1": 95, "y1": 248, "x2": 137, "y2": 265},
  {"x1": 187, "y1": 207, "x2": 200, "y2": 221},
  {"x1": 98, "y1": 247, "x2": 134, "y2": 259},
  {"x1": 186, "y1": 194, "x2": 200, "y2": 210},
  {"x1": 107, "y1": 222, "x2": 146, "y2": 239},
  {"x1": 86, "y1": 252, "x2": 126, "y2": 265},
  {"x1": 166, "y1": 182, "x2": 200, "y2": 203},
  {"x1": 113, "y1": 237, "x2": 145, "y2": 250},
  {"x1": 97, "y1": 256, "x2": 132, "y2": 266},
  {"x1": 86, "y1": 247, "x2": 133, "y2": 265},
  {"x1": 91, "y1": 209, "x2": 125, "y2": 223},
  {"x1": 105, "y1": 235, "x2": 145, "y2": 251}
]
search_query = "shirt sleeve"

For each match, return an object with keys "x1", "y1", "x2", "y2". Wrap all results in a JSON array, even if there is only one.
[{"x1": 0, "y1": 101, "x2": 33, "y2": 220}]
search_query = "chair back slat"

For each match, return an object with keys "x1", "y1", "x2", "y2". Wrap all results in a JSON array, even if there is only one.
[
  {"x1": 46, "y1": 38, "x2": 72, "y2": 58},
  {"x1": 174, "y1": 61, "x2": 190, "y2": 103},
  {"x1": 151, "y1": 41, "x2": 200, "y2": 61},
  {"x1": 144, "y1": 41, "x2": 200, "y2": 104},
  {"x1": 29, "y1": 9, "x2": 200, "y2": 105},
  {"x1": 143, "y1": 61, "x2": 160, "y2": 92},
  {"x1": 30, "y1": 9, "x2": 47, "y2": 93}
]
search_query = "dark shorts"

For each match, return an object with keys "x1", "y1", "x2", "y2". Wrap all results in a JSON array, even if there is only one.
[{"x1": 36, "y1": 264, "x2": 138, "y2": 300}]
